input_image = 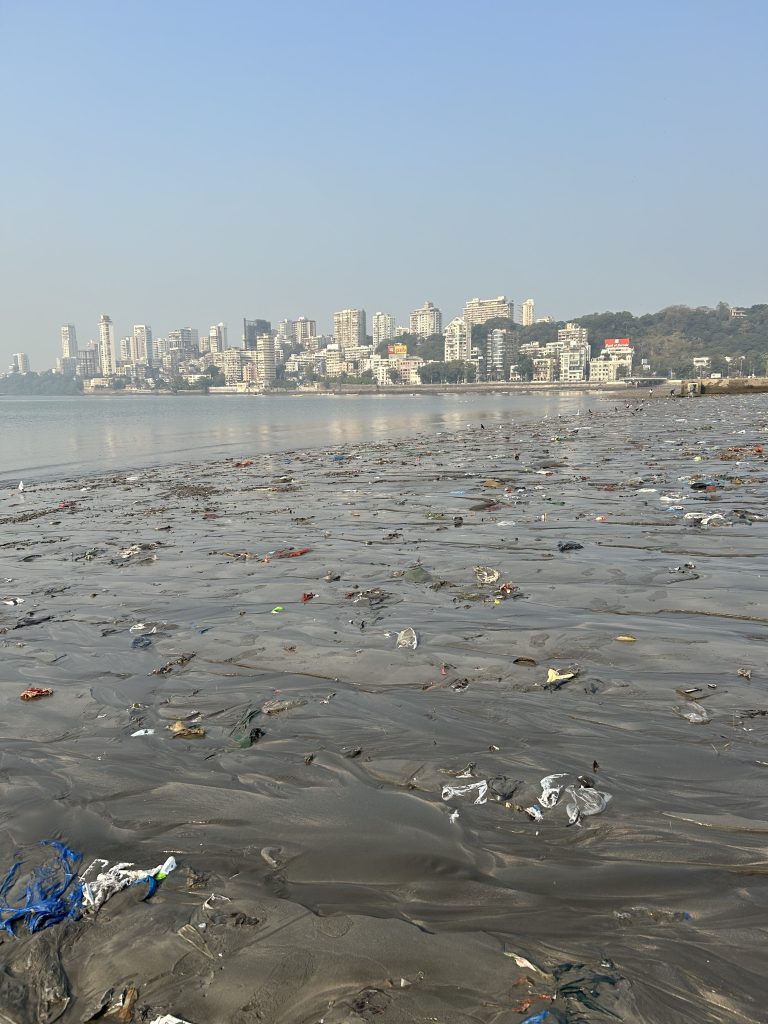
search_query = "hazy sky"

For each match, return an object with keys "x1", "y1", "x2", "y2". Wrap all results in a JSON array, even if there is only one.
[{"x1": 2, "y1": 0, "x2": 766, "y2": 364}]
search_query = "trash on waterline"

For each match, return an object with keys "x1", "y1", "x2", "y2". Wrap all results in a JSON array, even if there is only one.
[
  {"x1": 544, "y1": 666, "x2": 579, "y2": 690},
  {"x1": 19, "y1": 687, "x2": 54, "y2": 701},
  {"x1": 474, "y1": 566, "x2": 500, "y2": 585},
  {"x1": 169, "y1": 721, "x2": 206, "y2": 739},
  {"x1": 262, "y1": 698, "x2": 307, "y2": 715},
  {"x1": 441, "y1": 781, "x2": 488, "y2": 805},
  {"x1": 540, "y1": 774, "x2": 569, "y2": 808},
  {"x1": 396, "y1": 627, "x2": 418, "y2": 650},
  {"x1": 675, "y1": 701, "x2": 711, "y2": 724},
  {"x1": 80, "y1": 855, "x2": 176, "y2": 915},
  {"x1": 564, "y1": 784, "x2": 612, "y2": 826},
  {"x1": 0, "y1": 841, "x2": 82, "y2": 935},
  {"x1": 557, "y1": 542, "x2": 583, "y2": 552}
]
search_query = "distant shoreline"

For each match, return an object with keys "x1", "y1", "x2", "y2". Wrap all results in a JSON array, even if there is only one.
[{"x1": 79, "y1": 381, "x2": 641, "y2": 398}]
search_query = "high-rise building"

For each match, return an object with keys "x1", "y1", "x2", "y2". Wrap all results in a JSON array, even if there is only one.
[
  {"x1": 372, "y1": 312, "x2": 397, "y2": 347},
  {"x1": 519, "y1": 299, "x2": 535, "y2": 327},
  {"x1": 77, "y1": 346, "x2": 100, "y2": 378},
  {"x1": 333, "y1": 308, "x2": 366, "y2": 349},
  {"x1": 485, "y1": 329, "x2": 516, "y2": 380},
  {"x1": 409, "y1": 300, "x2": 442, "y2": 338},
  {"x1": 444, "y1": 318, "x2": 470, "y2": 362},
  {"x1": 291, "y1": 317, "x2": 317, "y2": 345},
  {"x1": 256, "y1": 334, "x2": 276, "y2": 385},
  {"x1": 167, "y1": 328, "x2": 199, "y2": 354},
  {"x1": 132, "y1": 325, "x2": 153, "y2": 364},
  {"x1": 557, "y1": 322, "x2": 589, "y2": 347},
  {"x1": 463, "y1": 296, "x2": 514, "y2": 328},
  {"x1": 208, "y1": 323, "x2": 228, "y2": 353},
  {"x1": 61, "y1": 324, "x2": 78, "y2": 359},
  {"x1": 12, "y1": 352, "x2": 30, "y2": 373},
  {"x1": 243, "y1": 319, "x2": 272, "y2": 350},
  {"x1": 98, "y1": 314, "x2": 115, "y2": 376}
]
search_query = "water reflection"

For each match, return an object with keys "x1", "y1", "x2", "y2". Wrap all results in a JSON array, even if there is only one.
[{"x1": 0, "y1": 392, "x2": 600, "y2": 480}]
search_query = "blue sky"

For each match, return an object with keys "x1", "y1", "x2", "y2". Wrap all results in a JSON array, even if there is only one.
[{"x1": 2, "y1": 0, "x2": 766, "y2": 364}]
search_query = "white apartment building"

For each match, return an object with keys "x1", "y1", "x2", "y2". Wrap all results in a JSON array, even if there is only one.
[
  {"x1": 12, "y1": 352, "x2": 30, "y2": 373},
  {"x1": 409, "y1": 300, "x2": 442, "y2": 338},
  {"x1": 208, "y1": 323, "x2": 228, "y2": 353},
  {"x1": 291, "y1": 317, "x2": 317, "y2": 344},
  {"x1": 256, "y1": 334, "x2": 276, "y2": 385},
  {"x1": 98, "y1": 315, "x2": 115, "y2": 376},
  {"x1": 519, "y1": 299, "x2": 535, "y2": 327},
  {"x1": 589, "y1": 339, "x2": 633, "y2": 382},
  {"x1": 61, "y1": 324, "x2": 78, "y2": 359},
  {"x1": 463, "y1": 295, "x2": 514, "y2": 328},
  {"x1": 444, "y1": 317, "x2": 470, "y2": 362},
  {"x1": 333, "y1": 308, "x2": 366, "y2": 349},
  {"x1": 372, "y1": 312, "x2": 397, "y2": 347},
  {"x1": 132, "y1": 325, "x2": 153, "y2": 364},
  {"x1": 557, "y1": 322, "x2": 589, "y2": 346},
  {"x1": 559, "y1": 343, "x2": 591, "y2": 382}
]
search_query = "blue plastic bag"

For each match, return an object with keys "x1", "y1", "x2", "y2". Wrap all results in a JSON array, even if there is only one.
[{"x1": 0, "y1": 840, "x2": 83, "y2": 936}]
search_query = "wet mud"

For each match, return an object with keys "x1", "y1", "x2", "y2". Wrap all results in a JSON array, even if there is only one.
[{"x1": 1, "y1": 395, "x2": 767, "y2": 1023}]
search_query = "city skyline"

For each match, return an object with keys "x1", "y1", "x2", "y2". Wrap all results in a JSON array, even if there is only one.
[{"x1": 2, "y1": 0, "x2": 766, "y2": 364}]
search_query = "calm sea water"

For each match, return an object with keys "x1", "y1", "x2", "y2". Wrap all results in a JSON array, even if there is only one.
[{"x1": 1, "y1": 391, "x2": 602, "y2": 480}]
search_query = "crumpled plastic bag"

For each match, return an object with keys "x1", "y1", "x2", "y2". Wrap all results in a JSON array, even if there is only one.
[
  {"x1": 441, "y1": 781, "x2": 488, "y2": 805},
  {"x1": 564, "y1": 785, "x2": 612, "y2": 826},
  {"x1": 539, "y1": 774, "x2": 569, "y2": 808},
  {"x1": 80, "y1": 856, "x2": 176, "y2": 915}
]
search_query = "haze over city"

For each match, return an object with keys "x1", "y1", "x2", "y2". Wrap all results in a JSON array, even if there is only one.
[{"x1": 2, "y1": 0, "x2": 766, "y2": 364}]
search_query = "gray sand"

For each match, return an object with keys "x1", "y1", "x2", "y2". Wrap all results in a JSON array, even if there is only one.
[{"x1": 1, "y1": 395, "x2": 767, "y2": 1023}]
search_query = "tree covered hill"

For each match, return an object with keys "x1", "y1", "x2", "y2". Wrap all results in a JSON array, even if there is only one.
[{"x1": 478, "y1": 302, "x2": 768, "y2": 376}]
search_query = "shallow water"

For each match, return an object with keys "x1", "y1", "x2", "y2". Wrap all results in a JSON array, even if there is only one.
[
  {"x1": 1, "y1": 395, "x2": 767, "y2": 1023},
  {"x1": 0, "y1": 390, "x2": 600, "y2": 480}
]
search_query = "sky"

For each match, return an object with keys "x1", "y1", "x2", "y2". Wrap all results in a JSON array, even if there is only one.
[{"x1": 1, "y1": 0, "x2": 766, "y2": 365}]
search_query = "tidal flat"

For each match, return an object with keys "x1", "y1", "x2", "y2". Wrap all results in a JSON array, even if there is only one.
[{"x1": 1, "y1": 395, "x2": 767, "y2": 1023}]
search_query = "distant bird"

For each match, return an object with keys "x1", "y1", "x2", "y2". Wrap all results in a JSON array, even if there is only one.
[
  {"x1": 480, "y1": 423, "x2": 485, "y2": 430},
  {"x1": 18, "y1": 481, "x2": 24, "y2": 492}
]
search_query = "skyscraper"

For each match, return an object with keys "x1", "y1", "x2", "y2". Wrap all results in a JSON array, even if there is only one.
[
  {"x1": 256, "y1": 334, "x2": 276, "y2": 385},
  {"x1": 208, "y1": 323, "x2": 228, "y2": 353},
  {"x1": 409, "y1": 301, "x2": 442, "y2": 338},
  {"x1": 98, "y1": 315, "x2": 115, "y2": 376},
  {"x1": 291, "y1": 317, "x2": 317, "y2": 345},
  {"x1": 132, "y1": 325, "x2": 153, "y2": 364},
  {"x1": 61, "y1": 324, "x2": 78, "y2": 359},
  {"x1": 519, "y1": 299, "x2": 535, "y2": 327},
  {"x1": 372, "y1": 312, "x2": 397, "y2": 347},
  {"x1": 444, "y1": 318, "x2": 470, "y2": 362},
  {"x1": 463, "y1": 296, "x2": 514, "y2": 328},
  {"x1": 333, "y1": 308, "x2": 366, "y2": 349},
  {"x1": 12, "y1": 353, "x2": 30, "y2": 373},
  {"x1": 243, "y1": 319, "x2": 272, "y2": 350}
]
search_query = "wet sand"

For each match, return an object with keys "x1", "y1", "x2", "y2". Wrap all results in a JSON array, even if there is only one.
[{"x1": 1, "y1": 395, "x2": 767, "y2": 1023}]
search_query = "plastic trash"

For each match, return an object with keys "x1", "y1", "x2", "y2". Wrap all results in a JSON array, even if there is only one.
[
  {"x1": 230, "y1": 706, "x2": 264, "y2": 747},
  {"x1": 441, "y1": 781, "x2": 488, "y2": 805},
  {"x1": 396, "y1": 627, "x2": 418, "y2": 649},
  {"x1": 262, "y1": 698, "x2": 306, "y2": 714},
  {"x1": 19, "y1": 687, "x2": 54, "y2": 701},
  {"x1": 488, "y1": 776, "x2": 522, "y2": 800},
  {"x1": 0, "y1": 841, "x2": 83, "y2": 935},
  {"x1": 474, "y1": 566, "x2": 500, "y2": 585},
  {"x1": 177, "y1": 922, "x2": 215, "y2": 960},
  {"x1": 557, "y1": 542, "x2": 583, "y2": 552},
  {"x1": 540, "y1": 774, "x2": 569, "y2": 808},
  {"x1": 150, "y1": 1016, "x2": 194, "y2": 1024},
  {"x1": 676, "y1": 701, "x2": 711, "y2": 724},
  {"x1": 169, "y1": 721, "x2": 205, "y2": 739},
  {"x1": 525, "y1": 804, "x2": 544, "y2": 822},
  {"x1": 1, "y1": 597, "x2": 24, "y2": 606},
  {"x1": 614, "y1": 905, "x2": 691, "y2": 924},
  {"x1": 544, "y1": 666, "x2": 579, "y2": 690},
  {"x1": 564, "y1": 785, "x2": 612, "y2": 826},
  {"x1": 80, "y1": 855, "x2": 176, "y2": 914},
  {"x1": 131, "y1": 728, "x2": 155, "y2": 737}
]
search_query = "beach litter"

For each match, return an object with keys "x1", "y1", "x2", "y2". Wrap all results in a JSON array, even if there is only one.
[
  {"x1": 675, "y1": 701, "x2": 712, "y2": 724},
  {"x1": 543, "y1": 666, "x2": 580, "y2": 690},
  {"x1": 441, "y1": 780, "x2": 488, "y2": 804},
  {"x1": 149, "y1": 1016, "x2": 195, "y2": 1024},
  {"x1": 395, "y1": 626, "x2": 418, "y2": 649},
  {"x1": 262, "y1": 698, "x2": 306, "y2": 715},
  {"x1": 19, "y1": 687, "x2": 54, "y2": 701},
  {"x1": 556, "y1": 542, "x2": 583, "y2": 552},
  {"x1": 0, "y1": 842, "x2": 176, "y2": 935}
]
